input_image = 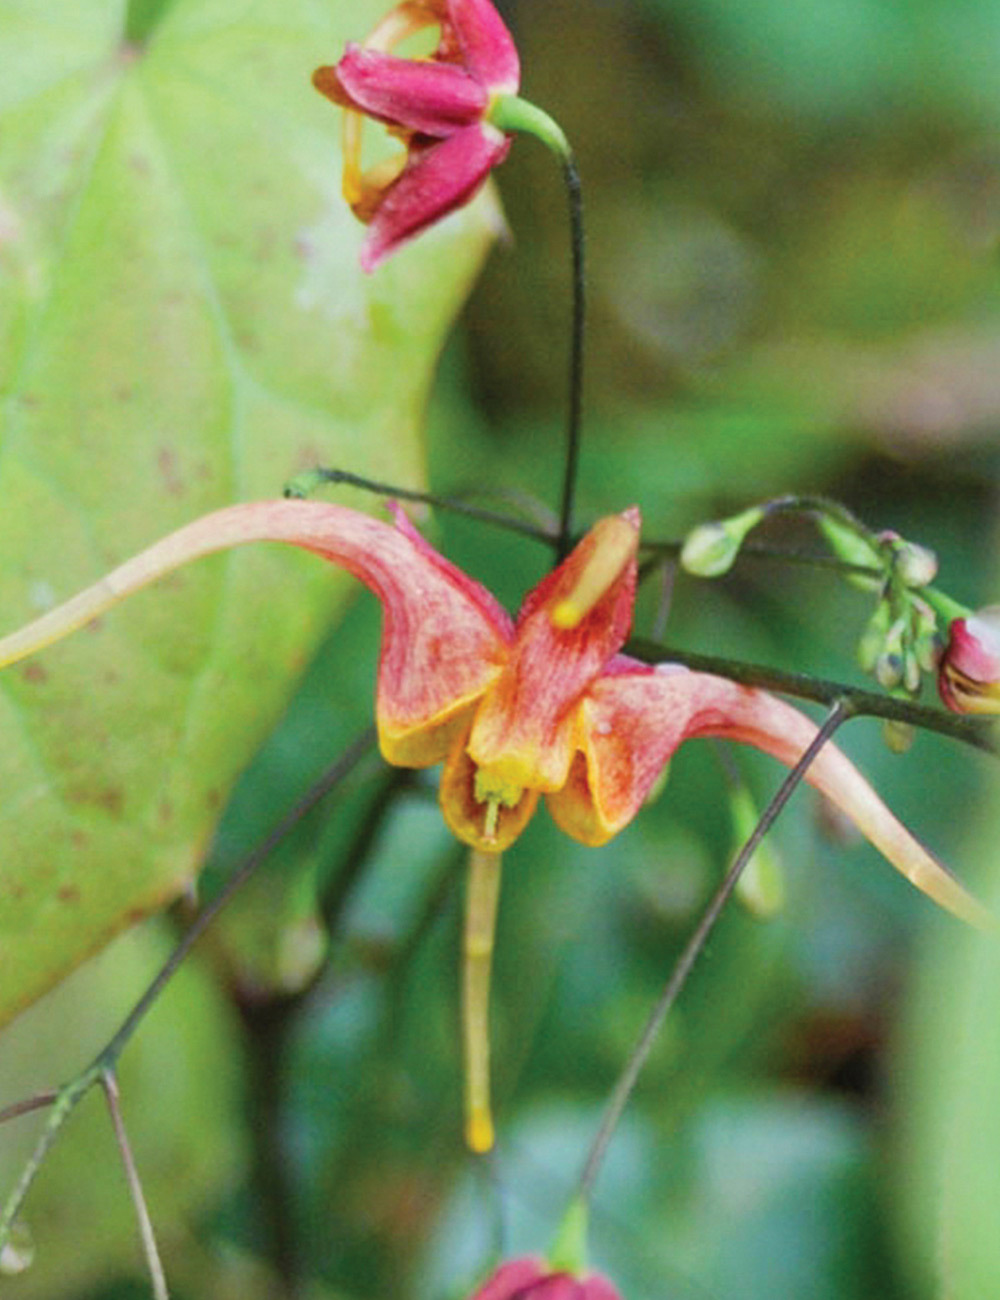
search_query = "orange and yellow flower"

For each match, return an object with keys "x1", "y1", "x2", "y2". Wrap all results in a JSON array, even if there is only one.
[{"x1": 0, "y1": 497, "x2": 988, "y2": 930}]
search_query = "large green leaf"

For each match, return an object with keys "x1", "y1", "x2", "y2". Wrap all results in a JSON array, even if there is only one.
[{"x1": 0, "y1": 0, "x2": 499, "y2": 1027}]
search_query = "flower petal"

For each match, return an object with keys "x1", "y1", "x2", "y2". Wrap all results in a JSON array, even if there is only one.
[
  {"x1": 547, "y1": 664, "x2": 992, "y2": 928},
  {"x1": 316, "y1": 46, "x2": 489, "y2": 136},
  {"x1": 939, "y1": 607, "x2": 1000, "y2": 714},
  {"x1": 444, "y1": 0, "x2": 521, "y2": 92},
  {"x1": 439, "y1": 730, "x2": 540, "y2": 851},
  {"x1": 466, "y1": 510, "x2": 640, "y2": 795},
  {"x1": 360, "y1": 122, "x2": 510, "y2": 271},
  {"x1": 0, "y1": 500, "x2": 512, "y2": 769}
]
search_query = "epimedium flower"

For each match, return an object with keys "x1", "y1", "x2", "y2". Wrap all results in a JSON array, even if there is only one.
[
  {"x1": 313, "y1": 0, "x2": 521, "y2": 271},
  {"x1": 938, "y1": 606, "x2": 1000, "y2": 715},
  {"x1": 470, "y1": 1257, "x2": 622, "y2": 1300},
  {"x1": 0, "y1": 499, "x2": 989, "y2": 931}
]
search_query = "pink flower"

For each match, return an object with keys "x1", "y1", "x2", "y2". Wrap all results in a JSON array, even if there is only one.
[
  {"x1": 470, "y1": 1256, "x2": 622, "y2": 1300},
  {"x1": 0, "y1": 499, "x2": 988, "y2": 928},
  {"x1": 313, "y1": 0, "x2": 520, "y2": 271},
  {"x1": 939, "y1": 606, "x2": 1000, "y2": 714}
]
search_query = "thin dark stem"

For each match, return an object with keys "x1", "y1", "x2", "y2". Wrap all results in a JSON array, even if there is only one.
[
  {"x1": 97, "y1": 728, "x2": 376, "y2": 1069},
  {"x1": 556, "y1": 153, "x2": 586, "y2": 564},
  {"x1": 578, "y1": 701, "x2": 852, "y2": 1199},
  {"x1": 627, "y1": 636, "x2": 999, "y2": 755},
  {"x1": 0, "y1": 1092, "x2": 59, "y2": 1126},
  {"x1": 235, "y1": 998, "x2": 302, "y2": 1298},
  {"x1": 287, "y1": 468, "x2": 555, "y2": 546},
  {"x1": 101, "y1": 1069, "x2": 170, "y2": 1300},
  {"x1": 319, "y1": 767, "x2": 411, "y2": 934},
  {"x1": 285, "y1": 469, "x2": 895, "y2": 587}
]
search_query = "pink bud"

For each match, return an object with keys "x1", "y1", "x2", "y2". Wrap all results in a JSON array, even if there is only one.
[
  {"x1": 469, "y1": 1257, "x2": 624, "y2": 1300},
  {"x1": 938, "y1": 607, "x2": 1000, "y2": 714}
]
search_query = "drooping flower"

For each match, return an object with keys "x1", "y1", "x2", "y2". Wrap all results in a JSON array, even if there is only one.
[
  {"x1": 470, "y1": 1256, "x2": 622, "y2": 1300},
  {"x1": 0, "y1": 498, "x2": 989, "y2": 930},
  {"x1": 313, "y1": 0, "x2": 520, "y2": 271},
  {"x1": 939, "y1": 606, "x2": 1000, "y2": 715}
]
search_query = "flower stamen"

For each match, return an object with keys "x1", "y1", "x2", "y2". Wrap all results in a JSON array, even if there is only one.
[{"x1": 474, "y1": 766, "x2": 525, "y2": 843}]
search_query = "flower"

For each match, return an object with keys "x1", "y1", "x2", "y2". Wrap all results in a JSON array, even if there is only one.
[
  {"x1": 0, "y1": 499, "x2": 989, "y2": 928},
  {"x1": 313, "y1": 0, "x2": 520, "y2": 271},
  {"x1": 470, "y1": 1257, "x2": 622, "y2": 1300},
  {"x1": 938, "y1": 606, "x2": 1000, "y2": 715}
]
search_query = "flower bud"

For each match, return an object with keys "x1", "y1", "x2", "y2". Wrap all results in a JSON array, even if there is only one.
[
  {"x1": 680, "y1": 506, "x2": 765, "y2": 578},
  {"x1": 893, "y1": 540, "x2": 938, "y2": 589},
  {"x1": 874, "y1": 618, "x2": 907, "y2": 690},
  {"x1": 857, "y1": 601, "x2": 891, "y2": 674},
  {"x1": 819, "y1": 515, "x2": 882, "y2": 590},
  {"x1": 470, "y1": 1258, "x2": 623, "y2": 1300},
  {"x1": 939, "y1": 606, "x2": 1000, "y2": 714},
  {"x1": 882, "y1": 718, "x2": 915, "y2": 754}
]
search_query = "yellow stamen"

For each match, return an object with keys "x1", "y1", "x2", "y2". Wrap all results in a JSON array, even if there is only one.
[
  {"x1": 550, "y1": 515, "x2": 638, "y2": 630},
  {"x1": 365, "y1": 0, "x2": 440, "y2": 53},
  {"x1": 483, "y1": 798, "x2": 501, "y2": 843},
  {"x1": 339, "y1": 3, "x2": 441, "y2": 214},
  {"x1": 463, "y1": 848, "x2": 503, "y2": 1153},
  {"x1": 341, "y1": 110, "x2": 364, "y2": 207}
]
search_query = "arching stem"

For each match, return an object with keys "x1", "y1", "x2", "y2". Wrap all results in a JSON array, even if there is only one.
[{"x1": 578, "y1": 700, "x2": 851, "y2": 1199}]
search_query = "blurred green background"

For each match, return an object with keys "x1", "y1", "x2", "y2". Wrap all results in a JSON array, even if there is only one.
[{"x1": 4, "y1": 0, "x2": 1000, "y2": 1296}]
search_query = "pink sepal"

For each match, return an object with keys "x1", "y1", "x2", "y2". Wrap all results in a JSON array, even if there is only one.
[
  {"x1": 361, "y1": 123, "x2": 511, "y2": 271},
  {"x1": 334, "y1": 45, "x2": 488, "y2": 135},
  {"x1": 445, "y1": 0, "x2": 521, "y2": 92}
]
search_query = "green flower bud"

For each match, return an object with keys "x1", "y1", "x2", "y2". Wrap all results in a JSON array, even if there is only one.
[
  {"x1": 875, "y1": 618, "x2": 906, "y2": 689},
  {"x1": 818, "y1": 515, "x2": 882, "y2": 591},
  {"x1": 882, "y1": 719, "x2": 915, "y2": 754},
  {"x1": 858, "y1": 601, "x2": 891, "y2": 674},
  {"x1": 894, "y1": 540, "x2": 938, "y2": 589},
  {"x1": 680, "y1": 506, "x2": 765, "y2": 578}
]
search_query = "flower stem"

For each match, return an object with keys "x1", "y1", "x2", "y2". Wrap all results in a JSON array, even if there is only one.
[
  {"x1": 101, "y1": 1069, "x2": 170, "y2": 1300},
  {"x1": 463, "y1": 848, "x2": 504, "y2": 1153},
  {"x1": 487, "y1": 95, "x2": 585, "y2": 563},
  {"x1": 578, "y1": 701, "x2": 852, "y2": 1199},
  {"x1": 284, "y1": 467, "x2": 556, "y2": 545},
  {"x1": 627, "y1": 635, "x2": 999, "y2": 756},
  {"x1": 557, "y1": 150, "x2": 586, "y2": 563}
]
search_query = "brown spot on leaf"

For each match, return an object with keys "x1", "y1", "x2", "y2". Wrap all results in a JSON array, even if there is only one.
[
  {"x1": 22, "y1": 662, "x2": 47, "y2": 684},
  {"x1": 58, "y1": 884, "x2": 81, "y2": 904},
  {"x1": 93, "y1": 788, "x2": 124, "y2": 816},
  {"x1": 158, "y1": 448, "x2": 185, "y2": 497}
]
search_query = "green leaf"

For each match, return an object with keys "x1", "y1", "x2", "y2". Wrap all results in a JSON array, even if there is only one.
[
  {"x1": 0, "y1": 922, "x2": 242, "y2": 1297},
  {"x1": 0, "y1": 0, "x2": 499, "y2": 1027}
]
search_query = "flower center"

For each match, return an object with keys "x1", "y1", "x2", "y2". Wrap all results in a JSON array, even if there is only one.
[{"x1": 473, "y1": 766, "x2": 525, "y2": 843}]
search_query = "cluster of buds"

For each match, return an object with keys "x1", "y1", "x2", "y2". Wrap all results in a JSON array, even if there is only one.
[
  {"x1": 679, "y1": 498, "x2": 968, "y2": 748},
  {"x1": 847, "y1": 530, "x2": 937, "y2": 686}
]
